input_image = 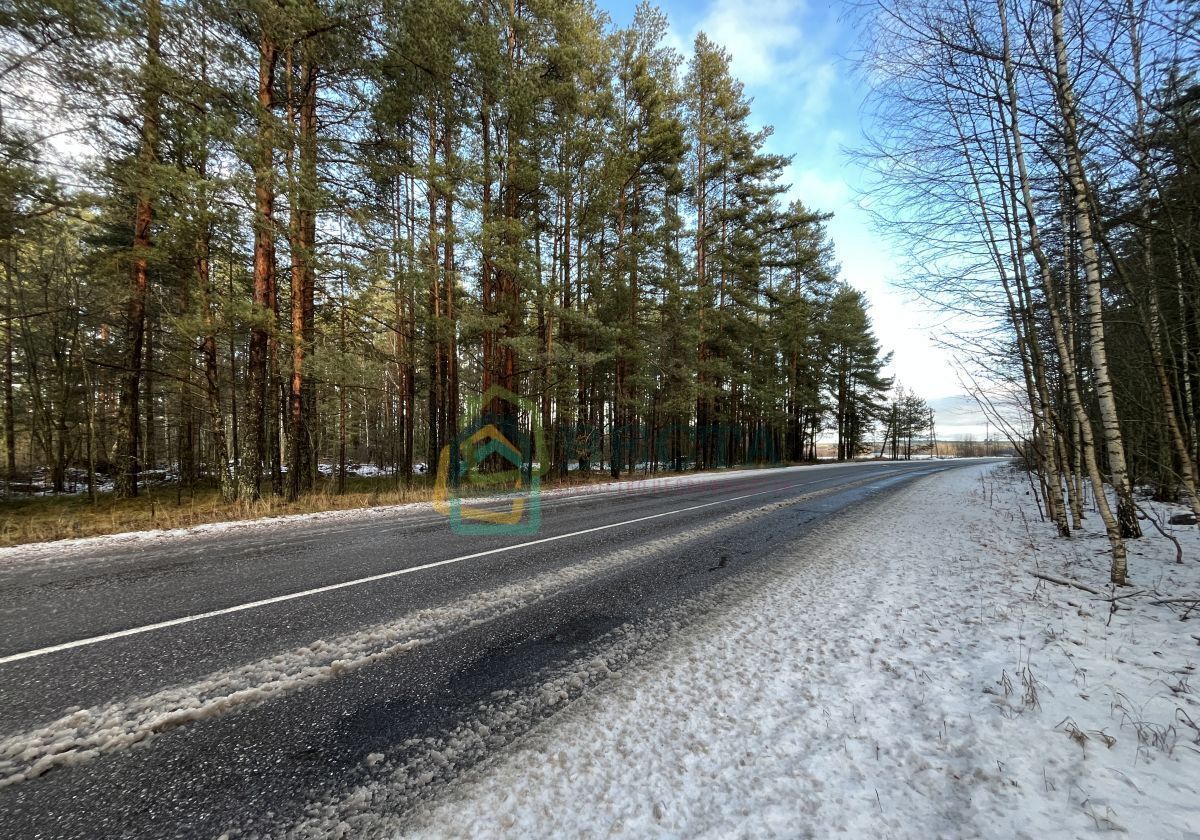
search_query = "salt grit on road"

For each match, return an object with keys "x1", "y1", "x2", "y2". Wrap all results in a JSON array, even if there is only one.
[{"x1": 404, "y1": 463, "x2": 1200, "y2": 839}]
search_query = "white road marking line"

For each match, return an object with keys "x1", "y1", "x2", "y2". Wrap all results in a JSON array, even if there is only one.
[
  {"x1": 0, "y1": 463, "x2": 945, "y2": 667},
  {"x1": 0, "y1": 477, "x2": 844, "y2": 666},
  {"x1": 0, "y1": 467, "x2": 807, "y2": 566}
]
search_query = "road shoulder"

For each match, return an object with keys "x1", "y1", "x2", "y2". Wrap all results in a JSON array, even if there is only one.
[{"x1": 399, "y1": 462, "x2": 1200, "y2": 839}]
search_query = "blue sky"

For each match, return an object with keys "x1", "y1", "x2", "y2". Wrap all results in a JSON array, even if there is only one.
[{"x1": 601, "y1": 0, "x2": 986, "y2": 437}]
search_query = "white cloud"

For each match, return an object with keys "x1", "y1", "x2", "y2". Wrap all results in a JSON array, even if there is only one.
[
  {"x1": 787, "y1": 165, "x2": 850, "y2": 213},
  {"x1": 694, "y1": 0, "x2": 807, "y2": 88},
  {"x1": 661, "y1": 18, "x2": 689, "y2": 64},
  {"x1": 661, "y1": 0, "x2": 983, "y2": 427},
  {"x1": 799, "y1": 62, "x2": 836, "y2": 119}
]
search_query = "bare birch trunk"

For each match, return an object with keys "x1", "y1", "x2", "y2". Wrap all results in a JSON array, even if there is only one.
[
  {"x1": 996, "y1": 0, "x2": 1127, "y2": 578},
  {"x1": 952, "y1": 95, "x2": 1068, "y2": 534},
  {"x1": 1050, "y1": 0, "x2": 1141, "y2": 545},
  {"x1": 1125, "y1": 0, "x2": 1200, "y2": 520}
]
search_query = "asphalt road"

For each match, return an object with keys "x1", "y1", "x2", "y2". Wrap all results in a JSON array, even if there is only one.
[{"x1": 0, "y1": 459, "x2": 989, "y2": 839}]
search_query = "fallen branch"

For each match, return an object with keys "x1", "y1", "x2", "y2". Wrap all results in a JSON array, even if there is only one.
[
  {"x1": 1095, "y1": 590, "x2": 1147, "y2": 603},
  {"x1": 1153, "y1": 597, "x2": 1200, "y2": 622},
  {"x1": 1135, "y1": 501, "x2": 1184, "y2": 564},
  {"x1": 1031, "y1": 572, "x2": 1104, "y2": 596}
]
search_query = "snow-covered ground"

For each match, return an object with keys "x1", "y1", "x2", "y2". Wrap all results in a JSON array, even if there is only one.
[{"x1": 397, "y1": 463, "x2": 1200, "y2": 839}]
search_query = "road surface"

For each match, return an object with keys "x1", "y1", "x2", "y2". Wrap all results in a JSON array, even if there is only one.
[{"x1": 0, "y1": 459, "x2": 988, "y2": 838}]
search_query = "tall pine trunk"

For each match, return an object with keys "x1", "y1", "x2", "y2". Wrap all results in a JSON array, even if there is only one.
[
  {"x1": 241, "y1": 27, "x2": 277, "y2": 502},
  {"x1": 196, "y1": 130, "x2": 234, "y2": 501},
  {"x1": 443, "y1": 121, "x2": 459, "y2": 478},
  {"x1": 286, "y1": 44, "x2": 317, "y2": 500},
  {"x1": 114, "y1": 0, "x2": 162, "y2": 499}
]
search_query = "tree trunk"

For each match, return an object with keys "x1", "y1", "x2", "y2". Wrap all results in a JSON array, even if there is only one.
[
  {"x1": 997, "y1": 0, "x2": 1126, "y2": 581},
  {"x1": 241, "y1": 27, "x2": 277, "y2": 503},
  {"x1": 286, "y1": 45, "x2": 317, "y2": 501},
  {"x1": 2, "y1": 232, "x2": 14, "y2": 492},
  {"x1": 483, "y1": 2, "x2": 521, "y2": 456},
  {"x1": 443, "y1": 123, "x2": 459, "y2": 474},
  {"x1": 426, "y1": 103, "x2": 442, "y2": 472},
  {"x1": 114, "y1": 0, "x2": 162, "y2": 499},
  {"x1": 1050, "y1": 0, "x2": 1141, "y2": 542},
  {"x1": 143, "y1": 314, "x2": 156, "y2": 474},
  {"x1": 1124, "y1": 0, "x2": 1200, "y2": 521}
]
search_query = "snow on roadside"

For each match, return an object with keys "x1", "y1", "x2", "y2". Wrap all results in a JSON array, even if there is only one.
[
  {"x1": 0, "y1": 485, "x2": 842, "y2": 786},
  {"x1": 402, "y1": 463, "x2": 1200, "y2": 839},
  {"x1": 0, "y1": 463, "x2": 836, "y2": 565}
]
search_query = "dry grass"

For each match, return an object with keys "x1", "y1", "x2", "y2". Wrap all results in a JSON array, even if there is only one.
[
  {"x1": 0, "y1": 465, "x2": 758, "y2": 548},
  {"x1": 0, "y1": 475, "x2": 442, "y2": 548}
]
